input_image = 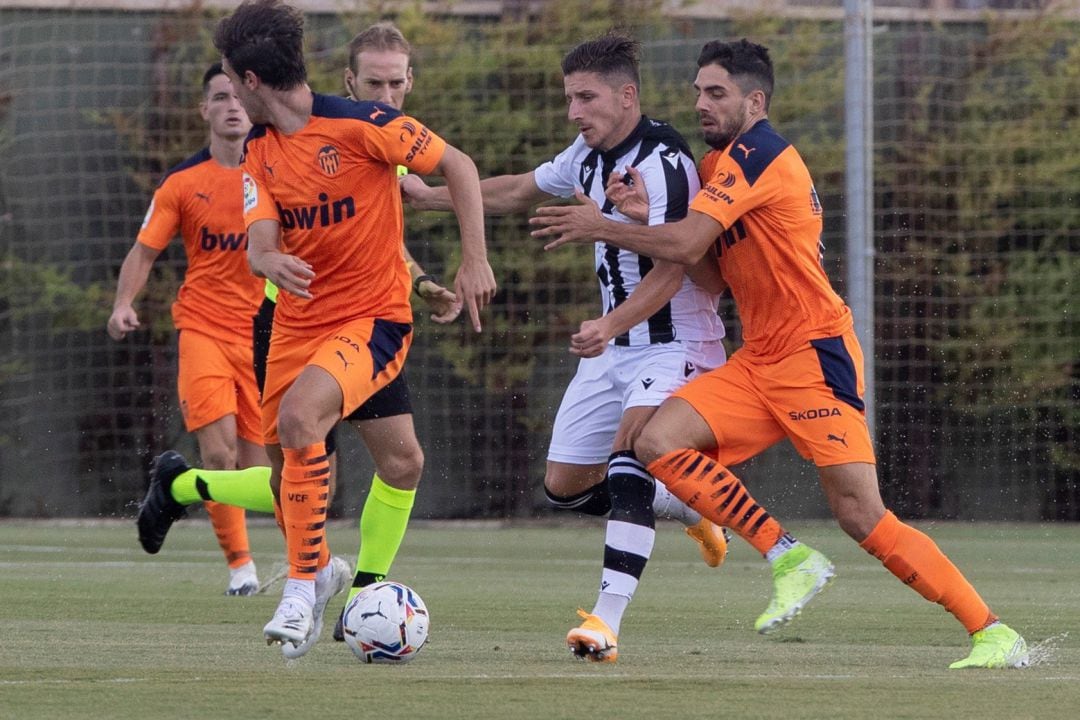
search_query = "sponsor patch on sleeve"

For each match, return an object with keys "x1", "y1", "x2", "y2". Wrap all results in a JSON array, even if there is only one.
[{"x1": 242, "y1": 173, "x2": 257, "y2": 213}]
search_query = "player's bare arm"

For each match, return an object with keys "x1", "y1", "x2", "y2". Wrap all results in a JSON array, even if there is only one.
[
  {"x1": 107, "y1": 242, "x2": 161, "y2": 340},
  {"x1": 532, "y1": 198, "x2": 722, "y2": 266},
  {"x1": 402, "y1": 170, "x2": 551, "y2": 215},
  {"x1": 246, "y1": 218, "x2": 315, "y2": 299},
  {"x1": 686, "y1": 245, "x2": 726, "y2": 294},
  {"x1": 404, "y1": 245, "x2": 461, "y2": 324},
  {"x1": 604, "y1": 165, "x2": 649, "y2": 223},
  {"x1": 430, "y1": 145, "x2": 497, "y2": 331},
  {"x1": 570, "y1": 259, "x2": 685, "y2": 359}
]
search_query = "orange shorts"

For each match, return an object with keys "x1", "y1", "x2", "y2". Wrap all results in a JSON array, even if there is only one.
[
  {"x1": 176, "y1": 329, "x2": 262, "y2": 444},
  {"x1": 261, "y1": 317, "x2": 412, "y2": 445},
  {"x1": 672, "y1": 329, "x2": 876, "y2": 468}
]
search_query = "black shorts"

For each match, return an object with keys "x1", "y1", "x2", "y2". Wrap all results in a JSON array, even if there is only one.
[{"x1": 251, "y1": 297, "x2": 414, "y2": 449}]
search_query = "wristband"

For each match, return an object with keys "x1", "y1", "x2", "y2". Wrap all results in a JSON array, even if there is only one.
[{"x1": 412, "y1": 274, "x2": 437, "y2": 295}]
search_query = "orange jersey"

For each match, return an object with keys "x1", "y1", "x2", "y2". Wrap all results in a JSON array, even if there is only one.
[
  {"x1": 690, "y1": 120, "x2": 851, "y2": 362},
  {"x1": 242, "y1": 94, "x2": 446, "y2": 335},
  {"x1": 137, "y1": 148, "x2": 264, "y2": 344}
]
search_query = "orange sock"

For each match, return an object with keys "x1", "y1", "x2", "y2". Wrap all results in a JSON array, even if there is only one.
[
  {"x1": 647, "y1": 449, "x2": 785, "y2": 556},
  {"x1": 860, "y1": 510, "x2": 996, "y2": 633},
  {"x1": 204, "y1": 500, "x2": 251, "y2": 569},
  {"x1": 280, "y1": 443, "x2": 331, "y2": 580}
]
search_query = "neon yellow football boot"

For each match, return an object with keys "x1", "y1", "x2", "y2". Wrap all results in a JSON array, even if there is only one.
[
  {"x1": 755, "y1": 544, "x2": 835, "y2": 634},
  {"x1": 949, "y1": 623, "x2": 1029, "y2": 669}
]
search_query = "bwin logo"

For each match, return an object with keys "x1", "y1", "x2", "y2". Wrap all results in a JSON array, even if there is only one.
[
  {"x1": 199, "y1": 226, "x2": 246, "y2": 251},
  {"x1": 277, "y1": 193, "x2": 356, "y2": 230}
]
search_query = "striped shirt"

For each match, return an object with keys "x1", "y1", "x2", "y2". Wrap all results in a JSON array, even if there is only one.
[{"x1": 534, "y1": 116, "x2": 723, "y2": 345}]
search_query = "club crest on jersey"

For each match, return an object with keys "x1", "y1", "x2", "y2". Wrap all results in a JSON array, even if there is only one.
[
  {"x1": 242, "y1": 173, "x2": 257, "y2": 213},
  {"x1": 317, "y1": 145, "x2": 341, "y2": 176}
]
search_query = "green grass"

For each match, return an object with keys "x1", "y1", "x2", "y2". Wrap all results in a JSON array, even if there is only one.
[{"x1": 2, "y1": 520, "x2": 1077, "y2": 719}]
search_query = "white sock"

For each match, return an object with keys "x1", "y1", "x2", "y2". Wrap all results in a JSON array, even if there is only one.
[
  {"x1": 652, "y1": 481, "x2": 702, "y2": 526},
  {"x1": 282, "y1": 578, "x2": 316, "y2": 608},
  {"x1": 765, "y1": 534, "x2": 800, "y2": 564},
  {"x1": 591, "y1": 592, "x2": 630, "y2": 636},
  {"x1": 229, "y1": 559, "x2": 257, "y2": 582}
]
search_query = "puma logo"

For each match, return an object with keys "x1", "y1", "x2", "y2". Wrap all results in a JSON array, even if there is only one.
[
  {"x1": 736, "y1": 143, "x2": 756, "y2": 159},
  {"x1": 827, "y1": 432, "x2": 848, "y2": 447},
  {"x1": 369, "y1": 107, "x2": 386, "y2": 120},
  {"x1": 336, "y1": 350, "x2": 352, "y2": 372},
  {"x1": 360, "y1": 601, "x2": 389, "y2": 621}
]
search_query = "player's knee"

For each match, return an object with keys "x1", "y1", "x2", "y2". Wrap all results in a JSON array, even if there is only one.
[
  {"x1": 277, "y1": 403, "x2": 321, "y2": 448},
  {"x1": 376, "y1": 443, "x2": 424, "y2": 490},
  {"x1": 633, "y1": 425, "x2": 674, "y2": 466},
  {"x1": 200, "y1": 445, "x2": 236, "y2": 470}
]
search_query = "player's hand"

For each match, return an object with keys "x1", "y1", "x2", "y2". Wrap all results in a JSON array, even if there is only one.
[
  {"x1": 257, "y1": 252, "x2": 315, "y2": 299},
  {"x1": 453, "y1": 258, "x2": 496, "y2": 332},
  {"x1": 106, "y1": 305, "x2": 140, "y2": 340},
  {"x1": 417, "y1": 279, "x2": 462, "y2": 324},
  {"x1": 399, "y1": 174, "x2": 435, "y2": 210},
  {"x1": 605, "y1": 166, "x2": 648, "y2": 223},
  {"x1": 570, "y1": 318, "x2": 612, "y2": 358},
  {"x1": 529, "y1": 191, "x2": 604, "y2": 250}
]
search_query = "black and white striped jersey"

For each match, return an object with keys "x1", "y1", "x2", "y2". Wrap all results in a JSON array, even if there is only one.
[{"x1": 533, "y1": 116, "x2": 724, "y2": 345}]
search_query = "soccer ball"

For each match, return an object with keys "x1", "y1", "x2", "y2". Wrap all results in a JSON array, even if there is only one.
[{"x1": 342, "y1": 581, "x2": 430, "y2": 664}]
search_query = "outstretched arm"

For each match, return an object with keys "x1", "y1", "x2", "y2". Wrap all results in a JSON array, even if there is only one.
[
  {"x1": 531, "y1": 194, "x2": 723, "y2": 265},
  {"x1": 107, "y1": 242, "x2": 161, "y2": 340},
  {"x1": 401, "y1": 170, "x2": 551, "y2": 215}
]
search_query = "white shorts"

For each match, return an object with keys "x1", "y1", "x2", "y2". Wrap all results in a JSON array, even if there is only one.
[{"x1": 547, "y1": 339, "x2": 727, "y2": 465}]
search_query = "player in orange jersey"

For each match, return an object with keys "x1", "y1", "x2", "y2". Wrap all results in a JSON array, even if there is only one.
[
  {"x1": 213, "y1": 0, "x2": 495, "y2": 655},
  {"x1": 110, "y1": 63, "x2": 268, "y2": 597},
  {"x1": 532, "y1": 39, "x2": 1028, "y2": 669}
]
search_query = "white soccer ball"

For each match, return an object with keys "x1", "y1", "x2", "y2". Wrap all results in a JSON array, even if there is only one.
[{"x1": 342, "y1": 581, "x2": 430, "y2": 664}]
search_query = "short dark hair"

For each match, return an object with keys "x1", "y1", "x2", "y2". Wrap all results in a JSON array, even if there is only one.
[
  {"x1": 697, "y1": 39, "x2": 774, "y2": 109},
  {"x1": 213, "y1": 0, "x2": 306, "y2": 90},
  {"x1": 202, "y1": 62, "x2": 225, "y2": 95},
  {"x1": 347, "y1": 22, "x2": 412, "y2": 74},
  {"x1": 561, "y1": 32, "x2": 640, "y2": 88}
]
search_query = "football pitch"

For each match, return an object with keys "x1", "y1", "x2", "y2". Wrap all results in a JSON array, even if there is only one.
[{"x1": 2, "y1": 519, "x2": 1077, "y2": 719}]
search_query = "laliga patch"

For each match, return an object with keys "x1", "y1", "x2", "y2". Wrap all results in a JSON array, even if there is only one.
[
  {"x1": 140, "y1": 199, "x2": 155, "y2": 230},
  {"x1": 243, "y1": 173, "x2": 257, "y2": 213}
]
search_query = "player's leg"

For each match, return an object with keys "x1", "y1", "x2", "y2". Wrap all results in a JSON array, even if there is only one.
[
  {"x1": 567, "y1": 405, "x2": 653, "y2": 663},
  {"x1": 638, "y1": 359, "x2": 834, "y2": 634},
  {"x1": 545, "y1": 354, "x2": 622, "y2": 515},
  {"x1": 344, "y1": 377, "x2": 419, "y2": 594},
  {"x1": 262, "y1": 363, "x2": 339, "y2": 647},
  {"x1": 268, "y1": 318, "x2": 411, "y2": 656},
  {"x1": 351, "y1": 413, "x2": 422, "y2": 588},
  {"x1": 194, "y1": 415, "x2": 260, "y2": 596}
]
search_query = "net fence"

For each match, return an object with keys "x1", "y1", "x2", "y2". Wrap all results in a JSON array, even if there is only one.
[{"x1": 0, "y1": 1, "x2": 1076, "y2": 520}]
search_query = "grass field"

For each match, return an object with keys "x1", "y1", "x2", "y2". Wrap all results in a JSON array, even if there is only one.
[{"x1": 2, "y1": 519, "x2": 1077, "y2": 719}]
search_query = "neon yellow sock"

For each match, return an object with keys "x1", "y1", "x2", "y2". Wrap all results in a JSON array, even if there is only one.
[
  {"x1": 348, "y1": 474, "x2": 416, "y2": 601},
  {"x1": 170, "y1": 466, "x2": 275, "y2": 514}
]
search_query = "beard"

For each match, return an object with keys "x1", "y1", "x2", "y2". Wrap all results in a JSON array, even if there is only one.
[{"x1": 701, "y1": 110, "x2": 746, "y2": 150}]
